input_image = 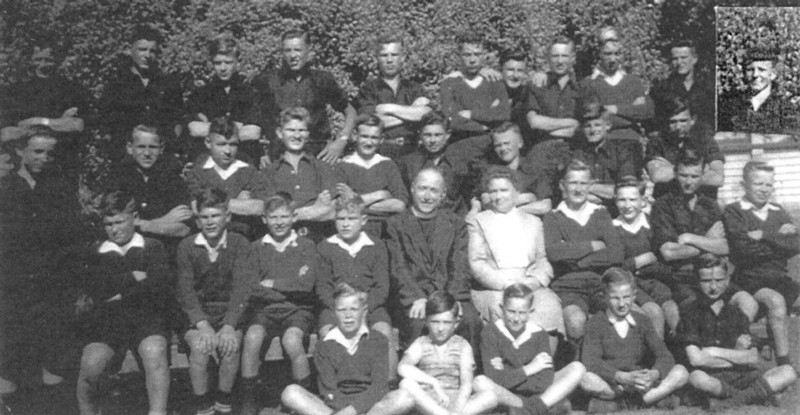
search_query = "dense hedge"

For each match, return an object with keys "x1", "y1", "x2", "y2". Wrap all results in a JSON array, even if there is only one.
[
  {"x1": 717, "y1": 7, "x2": 800, "y2": 101},
  {"x1": 2, "y1": 0, "x2": 714, "y2": 98}
]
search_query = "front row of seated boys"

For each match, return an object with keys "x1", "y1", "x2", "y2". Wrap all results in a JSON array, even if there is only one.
[{"x1": 77, "y1": 157, "x2": 800, "y2": 415}]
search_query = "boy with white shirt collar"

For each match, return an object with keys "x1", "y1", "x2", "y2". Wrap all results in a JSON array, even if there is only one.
[
  {"x1": 479, "y1": 283, "x2": 585, "y2": 415},
  {"x1": 580, "y1": 268, "x2": 688, "y2": 412},
  {"x1": 613, "y1": 177, "x2": 679, "y2": 339},
  {"x1": 77, "y1": 190, "x2": 171, "y2": 415},
  {"x1": 186, "y1": 116, "x2": 268, "y2": 239},
  {"x1": 336, "y1": 114, "x2": 408, "y2": 238},
  {"x1": 723, "y1": 160, "x2": 800, "y2": 368},
  {"x1": 282, "y1": 283, "x2": 392, "y2": 415},
  {"x1": 543, "y1": 160, "x2": 623, "y2": 348},
  {"x1": 239, "y1": 193, "x2": 319, "y2": 415},
  {"x1": 316, "y1": 194, "x2": 396, "y2": 376},
  {"x1": 176, "y1": 187, "x2": 252, "y2": 415}
]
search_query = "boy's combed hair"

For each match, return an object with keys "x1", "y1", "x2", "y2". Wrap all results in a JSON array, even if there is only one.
[
  {"x1": 602, "y1": 267, "x2": 637, "y2": 291},
  {"x1": 278, "y1": 107, "x2": 311, "y2": 128},
  {"x1": 550, "y1": 35, "x2": 575, "y2": 52},
  {"x1": 614, "y1": 175, "x2": 645, "y2": 196},
  {"x1": 16, "y1": 126, "x2": 56, "y2": 149},
  {"x1": 743, "y1": 160, "x2": 775, "y2": 179},
  {"x1": 457, "y1": 32, "x2": 485, "y2": 49},
  {"x1": 375, "y1": 33, "x2": 404, "y2": 52},
  {"x1": 502, "y1": 282, "x2": 534, "y2": 305},
  {"x1": 282, "y1": 29, "x2": 310, "y2": 45},
  {"x1": 196, "y1": 187, "x2": 229, "y2": 211},
  {"x1": 481, "y1": 165, "x2": 520, "y2": 194},
  {"x1": 333, "y1": 282, "x2": 368, "y2": 305},
  {"x1": 334, "y1": 193, "x2": 365, "y2": 215},
  {"x1": 425, "y1": 291, "x2": 460, "y2": 319},
  {"x1": 419, "y1": 111, "x2": 449, "y2": 132},
  {"x1": 695, "y1": 253, "x2": 728, "y2": 273},
  {"x1": 129, "y1": 124, "x2": 160, "y2": 143},
  {"x1": 130, "y1": 24, "x2": 162, "y2": 44},
  {"x1": 664, "y1": 96, "x2": 694, "y2": 119},
  {"x1": 209, "y1": 116, "x2": 238, "y2": 138},
  {"x1": 99, "y1": 190, "x2": 137, "y2": 217},
  {"x1": 563, "y1": 158, "x2": 593, "y2": 180},
  {"x1": 209, "y1": 34, "x2": 240, "y2": 59},
  {"x1": 499, "y1": 50, "x2": 527, "y2": 67},
  {"x1": 675, "y1": 148, "x2": 705, "y2": 169},
  {"x1": 579, "y1": 95, "x2": 609, "y2": 123},
  {"x1": 491, "y1": 121, "x2": 521, "y2": 137},
  {"x1": 355, "y1": 113, "x2": 385, "y2": 133},
  {"x1": 264, "y1": 192, "x2": 295, "y2": 214}
]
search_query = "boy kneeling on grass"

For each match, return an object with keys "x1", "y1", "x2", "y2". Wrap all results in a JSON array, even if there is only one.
[{"x1": 580, "y1": 267, "x2": 688, "y2": 412}]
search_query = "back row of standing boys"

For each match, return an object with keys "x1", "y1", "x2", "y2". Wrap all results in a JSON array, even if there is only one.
[{"x1": 1, "y1": 25, "x2": 798, "y2": 415}]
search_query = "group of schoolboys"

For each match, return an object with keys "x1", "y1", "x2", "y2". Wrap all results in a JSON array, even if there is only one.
[{"x1": 2, "y1": 23, "x2": 800, "y2": 415}]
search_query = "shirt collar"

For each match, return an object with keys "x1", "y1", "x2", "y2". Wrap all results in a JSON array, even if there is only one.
[
  {"x1": 194, "y1": 231, "x2": 228, "y2": 262},
  {"x1": 323, "y1": 325, "x2": 370, "y2": 355},
  {"x1": 99, "y1": 233, "x2": 146, "y2": 256},
  {"x1": 547, "y1": 71, "x2": 577, "y2": 88},
  {"x1": 262, "y1": 230, "x2": 299, "y2": 253},
  {"x1": 556, "y1": 201, "x2": 602, "y2": 226},
  {"x1": 591, "y1": 67, "x2": 626, "y2": 86},
  {"x1": 203, "y1": 157, "x2": 250, "y2": 180},
  {"x1": 739, "y1": 199, "x2": 780, "y2": 221},
  {"x1": 606, "y1": 311, "x2": 637, "y2": 326},
  {"x1": 341, "y1": 153, "x2": 390, "y2": 169},
  {"x1": 494, "y1": 319, "x2": 543, "y2": 349},
  {"x1": 613, "y1": 213, "x2": 650, "y2": 234},
  {"x1": 327, "y1": 232, "x2": 375, "y2": 257}
]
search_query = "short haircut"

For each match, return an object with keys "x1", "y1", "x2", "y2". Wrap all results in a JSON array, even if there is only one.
[
  {"x1": 16, "y1": 126, "x2": 56, "y2": 149},
  {"x1": 129, "y1": 124, "x2": 160, "y2": 143},
  {"x1": 354, "y1": 113, "x2": 385, "y2": 134},
  {"x1": 664, "y1": 96, "x2": 694, "y2": 118},
  {"x1": 747, "y1": 45, "x2": 779, "y2": 66},
  {"x1": 278, "y1": 107, "x2": 311, "y2": 128},
  {"x1": 598, "y1": 26, "x2": 620, "y2": 44},
  {"x1": 499, "y1": 50, "x2": 528, "y2": 67},
  {"x1": 695, "y1": 254, "x2": 728, "y2": 274},
  {"x1": 670, "y1": 39, "x2": 697, "y2": 57},
  {"x1": 375, "y1": 33, "x2": 404, "y2": 53},
  {"x1": 99, "y1": 190, "x2": 137, "y2": 217},
  {"x1": 675, "y1": 148, "x2": 705, "y2": 170},
  {"x1": 333, "y1": 282, "x2": 368, "y2": 305},
  {"x1": 209, "y1": 34, "x2": 240, "y2": 59},
  {"x1": 282, "y1": 29, "x2": 310, "y2": 45},
  {"x1": 196, "y1": 187, "x2": 229, "y2": 211},
  {"x1": 335, "y1": 193, "x2": 365, "y2": 215},
  {"x1": 614, "y1": 175, "x2": 645, "y2": 196},
  {"x1": 425, "y1": 291, "x2": 460, "y2": 319},
  {"x1": 419, "y1": 111, "x2": 449, "y2": 132},
  {"x1": 602, "y1": 267, "x2": 637, "y2": 291},
  {"x1": 412, "y1": 167, "x2": 447, "y2": 192},
  {"x1": 550, "y1": 36, "x2": 575, "y2": 53},
  {"x1": 502, "y1": 282, "x2": 534, "y2": 306},
  {"x1": 563, "y1": 159, "x2": 593, "y2": 180},
  {"x1": 264, "y1": 192, "x2": 295, "y2": 215},
  {"x1": 457, "y1": 32, "x2": 485, "y2": 50},
  {"x1": 209, "y1": 116, "x2": 238, "y2": 139},
  {"x1": 481, "y1": 165, "x2": 520, "y2": 193},
  {"x1": 491, "y1": 121, "x2": 521, "y2": 139},
  {"x1": 130, "y1": 24, "x2": 162, "y2": 44},
  {"x1": 579, "y1": 95, "x2": 610, "y2": 123},
  {"x1": 743, "y1": 160, "x2": 775, "y2": 181}
]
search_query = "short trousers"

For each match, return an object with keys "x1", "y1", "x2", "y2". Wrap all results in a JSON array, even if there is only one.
[
  {"x1": 550, "y1": 271, "x2": 605, "y2": 314},
  {"x1": 318, "y1": 306, "x2": 391, "y2": 329},
  {"x1": 733, "y1": 274, "x2": 800, "y2": 310},
  {"x1": 80, "y1": 306, "x2": 169, "y2": 352},
  {"x1": 635, "y1": 279, "x2": 673, "y2": 306},
  {"x1": 708, "y1": 366, "x2": 767, "y2": 390},
  {"x1": 247, "y1": 304, "x2": 315, "y2": 335}
]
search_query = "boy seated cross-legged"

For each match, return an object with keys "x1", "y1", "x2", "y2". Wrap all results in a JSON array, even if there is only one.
[
  {"x1": 580, "y1": 268, "x2": 688, "y2": 412},
  {"x1": 238, "y1": 193, "x2": 319, "y2": 415},
  {"x1": 679, "y1": 255, "x2": 797, "y2": 410},
  {"x1": 76, "y1": 190, "x2": 171, "y2": 415},
  {"x1": 177, "y1": 188, "x2": 251, "y2": 415},
  {"x1": 315, "y1": 194, "x2": 397, "y2": 376},
  {"x1": 282, "y1": 283, "x2": 393, "y2": 415},
  {"x1": 480, "y1": 283, "x2": 586, "y2": 415}
]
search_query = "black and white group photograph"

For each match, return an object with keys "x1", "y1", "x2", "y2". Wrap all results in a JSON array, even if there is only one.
[{"x1": 3, "y1": 1, "x2": 800, "y2": 414}]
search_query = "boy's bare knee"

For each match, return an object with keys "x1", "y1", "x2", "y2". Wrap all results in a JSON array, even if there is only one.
[
  {"x1": 138, "y1": 336, "x2": 168, "y2": 361},
  {"x1": 282, "y1": 328, "x2": 306, "y2": 355},
  {"x1": 282, "y1": 383, "x2": 305, "y2": 406},
  {"x1": 245, "y1": 325, "x2": 266, "y2": 343}
]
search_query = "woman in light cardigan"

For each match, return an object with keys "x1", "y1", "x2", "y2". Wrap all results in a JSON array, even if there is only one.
[{"x1": 467, "y1": 166, "x2": 564, "y2": 351}]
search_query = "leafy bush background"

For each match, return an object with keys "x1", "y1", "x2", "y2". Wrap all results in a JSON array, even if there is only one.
[
  {"x1": 717, "y1": 7, "x2": 800, "y2": 102},
  {"x1": 0, "y1": 0, "x2": 714, "y2": 193}
]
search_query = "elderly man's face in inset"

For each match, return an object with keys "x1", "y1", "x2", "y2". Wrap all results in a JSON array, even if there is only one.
[
  {"x1": 748, "y1": 60, "x2": 777, "y2": 94},
  {"x1": 411, "y1": 170, "x2": 445, "y2": 215}
]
